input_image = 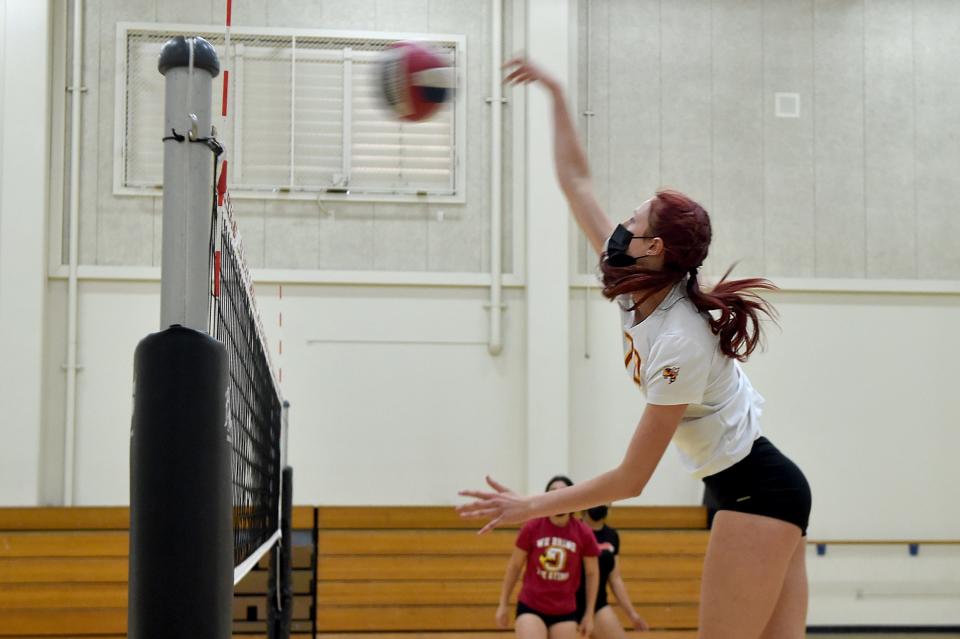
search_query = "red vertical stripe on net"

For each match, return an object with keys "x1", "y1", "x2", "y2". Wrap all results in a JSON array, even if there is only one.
[
  {"x1": 217, "y1": 161, "x2": 228, "y2": 206},
  {"x1": 213, "y1": 250, "x2": 222, "y2": 298},
  {"x1": 221, "y1": 70, "x2": 229, "y2": 117},
  {"x1": 222, "y1": 1, "x2": 232, "y2": 115}
]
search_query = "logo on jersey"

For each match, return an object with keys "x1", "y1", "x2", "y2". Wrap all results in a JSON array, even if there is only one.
[
  {"x1": 535, "y1": 537, "x2": 575, "y2": 581},
  {"x1": 539, "y1": 546, "x2": 568, "y2": 572},
  {"x1": 623, "y1": 332, "x2": 643, "y2": 388},
  {"x1": 662, "y1": 366, "x2": 680, "y2": 384}
]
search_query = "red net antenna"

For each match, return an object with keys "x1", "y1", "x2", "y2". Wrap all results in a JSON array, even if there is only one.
[
  {"x1": 222, "y1": 0, "x2": 232, "y2": 117},
  {"x1": 217, "y1": 160, "x2": 228, "y2": 206},
  {"x1": 213, "y1": 251, "x2": 222, "y2": 298},
  {"x1": 221, "y1": 70, "x2": 229, "y2": 117}
]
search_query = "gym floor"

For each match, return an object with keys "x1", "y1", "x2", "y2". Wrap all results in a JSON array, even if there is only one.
[{"x1": 812, "y1": 634, "x2": 960, "y2": 638}]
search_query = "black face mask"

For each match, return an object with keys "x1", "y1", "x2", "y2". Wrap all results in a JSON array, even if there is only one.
[
  {"x1": 605, "y1": 224, "x2": 653, "y2": 267},
  {"x1": 586, "y1": 505, "x2": 608, "y2": 521}
]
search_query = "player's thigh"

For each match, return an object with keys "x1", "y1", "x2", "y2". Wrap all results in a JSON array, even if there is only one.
[
  {"x1": 698, "y1": 510, "x2": 802, "y2": 639},
  {"x1": 516, "y1": 613, "x2": 548, "y2": 639},
  {"x1": 547, "y1": 620, "x2": 579, "y2": 639},
  {"x1": 591, "y1": 606, "x2": 626, "y2": 639}
]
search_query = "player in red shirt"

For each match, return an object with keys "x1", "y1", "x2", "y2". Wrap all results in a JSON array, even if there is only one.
[{"x1": 496, "y1": 475, "x2": 600, "y2": 639}]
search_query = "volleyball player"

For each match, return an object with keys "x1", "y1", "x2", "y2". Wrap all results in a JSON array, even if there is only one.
[{"x1": 460, "y1": 58, "x2": 812, "y2": 639}]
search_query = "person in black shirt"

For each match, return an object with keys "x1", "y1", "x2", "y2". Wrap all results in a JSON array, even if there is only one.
[{"x1": 576, "y1": 505, "x2": 649, "y2": 635}]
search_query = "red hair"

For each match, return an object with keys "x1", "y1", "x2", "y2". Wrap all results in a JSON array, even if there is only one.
[{"x1": 600, "y1": 190, "x2": 777, "y2": 361}]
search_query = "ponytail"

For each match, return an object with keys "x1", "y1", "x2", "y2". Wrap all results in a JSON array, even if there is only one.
[{"x1": 686, "y1": 267, "x2": 777, "y2": 361}]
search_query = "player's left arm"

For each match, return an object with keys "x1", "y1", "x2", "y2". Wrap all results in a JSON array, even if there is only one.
[
  {"x1": 459, "y1": 403, "x2": 686, "y2": 530},
  {"x1": 541, "y1": 402, "x2": 686, "y2": 511},
  {"x1": 579, "y1": 555, "x2": 600, "y2": 636}
]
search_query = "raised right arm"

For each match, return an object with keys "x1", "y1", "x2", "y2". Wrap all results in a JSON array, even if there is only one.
[{"x1": 504, "y1": 58, "x2": 615, "y2": 255}]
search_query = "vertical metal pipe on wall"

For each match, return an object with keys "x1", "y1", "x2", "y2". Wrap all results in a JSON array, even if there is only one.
[
  {"x1": 488, "y1": 0, "x2": 504, "y2": 355},
  {"x1": 63, "y1": 0, "x2": 84, "y2": 506}
]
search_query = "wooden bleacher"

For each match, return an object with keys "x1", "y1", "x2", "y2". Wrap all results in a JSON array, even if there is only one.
[
  {"x1": 0, "y1": 506, "x2": 315, "y2": 638},
  {"x1": 314, "y1": 506, "x2": 705, "y2": 639},
  {"x1": 0, "y1": 505, "x2": 707, "y2": 638},
  {"x1": 0, "y1": 507, "x2": 128, "y2": 636}
]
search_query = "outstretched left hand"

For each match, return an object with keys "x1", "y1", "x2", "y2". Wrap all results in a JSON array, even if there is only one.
[{"x1": 456, "y1": 476, "x2": 533, "y2": 534}]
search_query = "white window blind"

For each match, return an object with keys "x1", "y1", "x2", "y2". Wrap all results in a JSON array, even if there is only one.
[{"x1": 116, "y1": 25, "x2": 465, "y2": 202}]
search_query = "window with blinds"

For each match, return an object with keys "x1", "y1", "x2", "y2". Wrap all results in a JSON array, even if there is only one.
[{"x1": 115, "y1": 25, "x2": 465, "y2": 202}]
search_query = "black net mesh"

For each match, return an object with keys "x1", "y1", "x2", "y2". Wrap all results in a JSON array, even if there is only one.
[{"x1": 212, "y1": 207, "x2": 284, "y2": 571}]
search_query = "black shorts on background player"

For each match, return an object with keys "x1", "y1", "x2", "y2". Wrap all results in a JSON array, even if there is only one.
[
  {"x1": 576, "y1": 524, "x2": 618, "y2": 616},
  {"x1": 515, "y1": 602, "x2": 580, "y2": 627}
]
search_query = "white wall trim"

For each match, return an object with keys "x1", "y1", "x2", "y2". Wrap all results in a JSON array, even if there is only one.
[
  {"x1": 0, "y1": 0, "x2": 5, "y2": 211},
  {"x1": 525, "y1": 0, "x2": 572, "y2": 492},
  {"x1": 52, "y1": 267, "x2": 959, "y2": 295},
  {"x1": 49, "y1": 264, "x2": 527, "y2": 288},
  {"x1": 509, "y1": 0, "x2": 527, "y2": 284},
  {"x1": 569, "y1": 273, "x2": 960, "y2": 295},
  {"x1": 0, "y1": 0, "x2": 52, "y2": 505},
  {"x1": 47, "y1": 0, "x2": 68, "y2": 277}
]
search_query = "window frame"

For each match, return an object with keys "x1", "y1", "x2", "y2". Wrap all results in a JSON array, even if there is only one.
[{"x1": 113, "y1": 22, "x2": 467, "y2": 204}]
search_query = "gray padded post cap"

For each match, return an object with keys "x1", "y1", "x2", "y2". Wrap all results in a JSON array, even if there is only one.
[{"x1": 158, "y1": 36, "x2": 220, "y2": 77}]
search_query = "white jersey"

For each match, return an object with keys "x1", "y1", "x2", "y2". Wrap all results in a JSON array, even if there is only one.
[{"x1": 618, "y1": 279, "x2": 763, "y2": 479}]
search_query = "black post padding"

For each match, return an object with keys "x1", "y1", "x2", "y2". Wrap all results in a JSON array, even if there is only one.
[
  {"x1": 268, "y1": 466, "x2": 294, "y2": 639},
  {"x1": 129, "y1": 325, "x2": 232, "y2": 639}
]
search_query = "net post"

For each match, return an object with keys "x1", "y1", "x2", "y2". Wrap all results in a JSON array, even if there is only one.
[
  {"x1": 280, "y1": 399, "x2": 290, "y2": 469},
  {"x1": 158, "y1": 36, "x2": 220, "y2": 332},
  {"x1": 129, "y1": 36, "x2": 231, "y2": 639},
  {"x1": 268, "y1": 465, "x2": 294, "y2": 639},
  {"x1": 128, "y1": 326, "x2": 232, "y2": 639},
  {"x1": 269, "y1": 401, "x2": 292, "y2": 638}
]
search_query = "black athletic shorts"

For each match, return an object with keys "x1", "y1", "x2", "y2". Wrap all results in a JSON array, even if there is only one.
[
  {"x1": 702, "y1": 436, "x2": 812, "y2": 535},
  {"x1": 576, "y1": 600, "x2": 608, "y2": 623},
  {"x1": 516, "y1": 601, "x2": 580, "y2": 627},
  {"x1": 575, "y1": 591, "x2": 608, "y2": 621}
]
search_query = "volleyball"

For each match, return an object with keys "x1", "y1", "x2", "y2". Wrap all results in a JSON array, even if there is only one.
[{"x1": 378, "y1": 41, "x2": 454, "y2": 122}]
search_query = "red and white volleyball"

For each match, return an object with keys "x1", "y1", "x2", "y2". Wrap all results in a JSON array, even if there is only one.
[{"x1": 379, "y1": 41, "x2": 455, "y2": 122}]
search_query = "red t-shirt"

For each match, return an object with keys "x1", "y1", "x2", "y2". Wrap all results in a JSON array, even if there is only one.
[{"x1": 515, "y1": 516, "x2": 600, "y2": 615}]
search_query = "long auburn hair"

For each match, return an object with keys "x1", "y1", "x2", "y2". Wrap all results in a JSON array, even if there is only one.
[{"x1": 600, "y1": 190, "x2": 777, "y2": 361}]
